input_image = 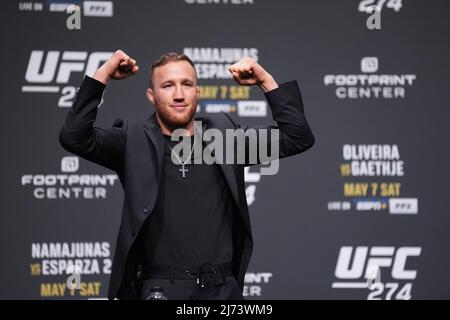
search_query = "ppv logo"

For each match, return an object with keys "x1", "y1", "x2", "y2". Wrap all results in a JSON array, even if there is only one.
[
  {"x1": 83, "y1": 1, "x2": 114, "y2": 17},
  {"x1": 237, "y1": 101, "x2": 267, "y2": 117},
  {"x1": 332, "y1": 246, "x2": 421, "y2": 300},
  {"x1": 389, "y1": 198, "x2": 418, "y2": 214},
  {"x1": 22, "y1": 50, "x2": 112, "y2": 107}
]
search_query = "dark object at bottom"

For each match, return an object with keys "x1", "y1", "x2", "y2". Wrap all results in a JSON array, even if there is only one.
[{"x1": 140, "y1": 263, "x2": 243, "y2": 300}]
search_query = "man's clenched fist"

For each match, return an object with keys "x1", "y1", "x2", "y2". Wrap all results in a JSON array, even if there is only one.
[
  {"x1": 229, "y1": 57, "x2": 278, "y2": 92},
  {"x1": 94, "y1": 49, "x2": 139, "y2": 84}
]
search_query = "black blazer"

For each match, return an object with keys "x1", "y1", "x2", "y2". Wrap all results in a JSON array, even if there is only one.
[{"x1": 59, "y1": 76, "x2": 315, "y2": 299}]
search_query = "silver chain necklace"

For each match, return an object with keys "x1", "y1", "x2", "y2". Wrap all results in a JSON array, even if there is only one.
[{"x1": 167, "y1": 135, "x2": 196, "y2": 178}]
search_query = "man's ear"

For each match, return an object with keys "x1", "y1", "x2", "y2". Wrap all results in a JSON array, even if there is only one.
[
  {"x1": 146, "y1": 88, "x2": 155, "y2": 105},
  {"x1": 196, "y1": 85, "x2": 200, "y2": 100}
]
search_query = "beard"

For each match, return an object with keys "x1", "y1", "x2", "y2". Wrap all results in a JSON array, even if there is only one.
[{"x1": 155, "y1": 103, "x2": 197, "y2": 131}]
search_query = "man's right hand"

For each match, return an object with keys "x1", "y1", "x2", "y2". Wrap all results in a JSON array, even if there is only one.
[{"x1": 93, "y1": 49, "x2": 139, "y2": 84}]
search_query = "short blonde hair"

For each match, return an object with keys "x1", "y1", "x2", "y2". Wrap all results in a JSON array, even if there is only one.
[{"x1": 149, "y1": 52, "x2": 196, "y2": 88}]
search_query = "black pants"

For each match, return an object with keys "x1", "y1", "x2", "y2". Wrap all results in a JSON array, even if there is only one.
[{"x1": 140, "y1": 274, "x2": 244, "y2": 300}]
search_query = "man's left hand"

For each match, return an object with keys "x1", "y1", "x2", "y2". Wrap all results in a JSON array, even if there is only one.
[{"x1": 229, "y1": 57, "x2": 278, "y2": 92}]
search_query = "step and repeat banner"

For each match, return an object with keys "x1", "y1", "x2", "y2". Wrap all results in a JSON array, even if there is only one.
[{"x1": 1, "y1": 0, "x2": 449, "y2": 299}]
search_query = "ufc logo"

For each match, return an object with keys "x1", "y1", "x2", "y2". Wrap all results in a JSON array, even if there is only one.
[
  {"x1": 335, "y1": 246, "x2": 421, "y2": 280},
  {"x1": 25, "y1": 50, "x2": 112, "y2": 84}
]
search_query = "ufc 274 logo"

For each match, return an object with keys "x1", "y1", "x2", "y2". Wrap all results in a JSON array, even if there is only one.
[
  {"x1": 22, "y1": 50, "x2": 112, "y2": 107},
  {"x1": 333, "y1": 246, "x2": 421, "y2": 300}
]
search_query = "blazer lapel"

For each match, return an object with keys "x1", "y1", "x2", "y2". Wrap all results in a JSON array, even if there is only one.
[
  {"x1": 143, "y1": 113, "x2": 165, "y2": 180},
  {"x1": 201, "y1": 118, "x2": 241, "y2": 209}
]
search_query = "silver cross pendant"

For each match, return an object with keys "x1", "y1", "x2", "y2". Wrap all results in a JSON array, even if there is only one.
[{"x1": 179, "y1": 165, "x2": 188, "y2": 178}]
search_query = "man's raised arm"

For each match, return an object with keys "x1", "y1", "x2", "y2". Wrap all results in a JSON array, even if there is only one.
[
  {"x1": 58, "y1": 50, "x2": 139, "y2": 173},
  {"x1": 225, "y1": 58, "x2": 315, "y2": 170}
]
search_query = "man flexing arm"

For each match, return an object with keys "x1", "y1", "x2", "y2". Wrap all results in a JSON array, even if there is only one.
[{"x1": 58, "y1": 50, "x2": 139, "y2": 172}]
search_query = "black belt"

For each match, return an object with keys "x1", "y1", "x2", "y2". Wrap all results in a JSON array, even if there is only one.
[{"x1": 140, "y1": 262, "x2": 234, "y2": 288}]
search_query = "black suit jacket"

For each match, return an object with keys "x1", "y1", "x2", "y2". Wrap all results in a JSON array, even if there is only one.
[{"x1": 59, "y1": 76, "x2": 315, "y2": 299}]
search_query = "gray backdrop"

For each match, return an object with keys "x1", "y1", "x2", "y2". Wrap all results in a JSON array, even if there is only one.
[{"x1": 1, "y1": 0, "x2": 449, "y2": 299}]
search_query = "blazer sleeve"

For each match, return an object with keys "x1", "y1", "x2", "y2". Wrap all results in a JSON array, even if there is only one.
[
  {"x1": 223, "y1": 80, "x2": 315, "y2": 167},
  {"x1": 58, "y1": 75, "x2": 127, "y2": 173}
]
